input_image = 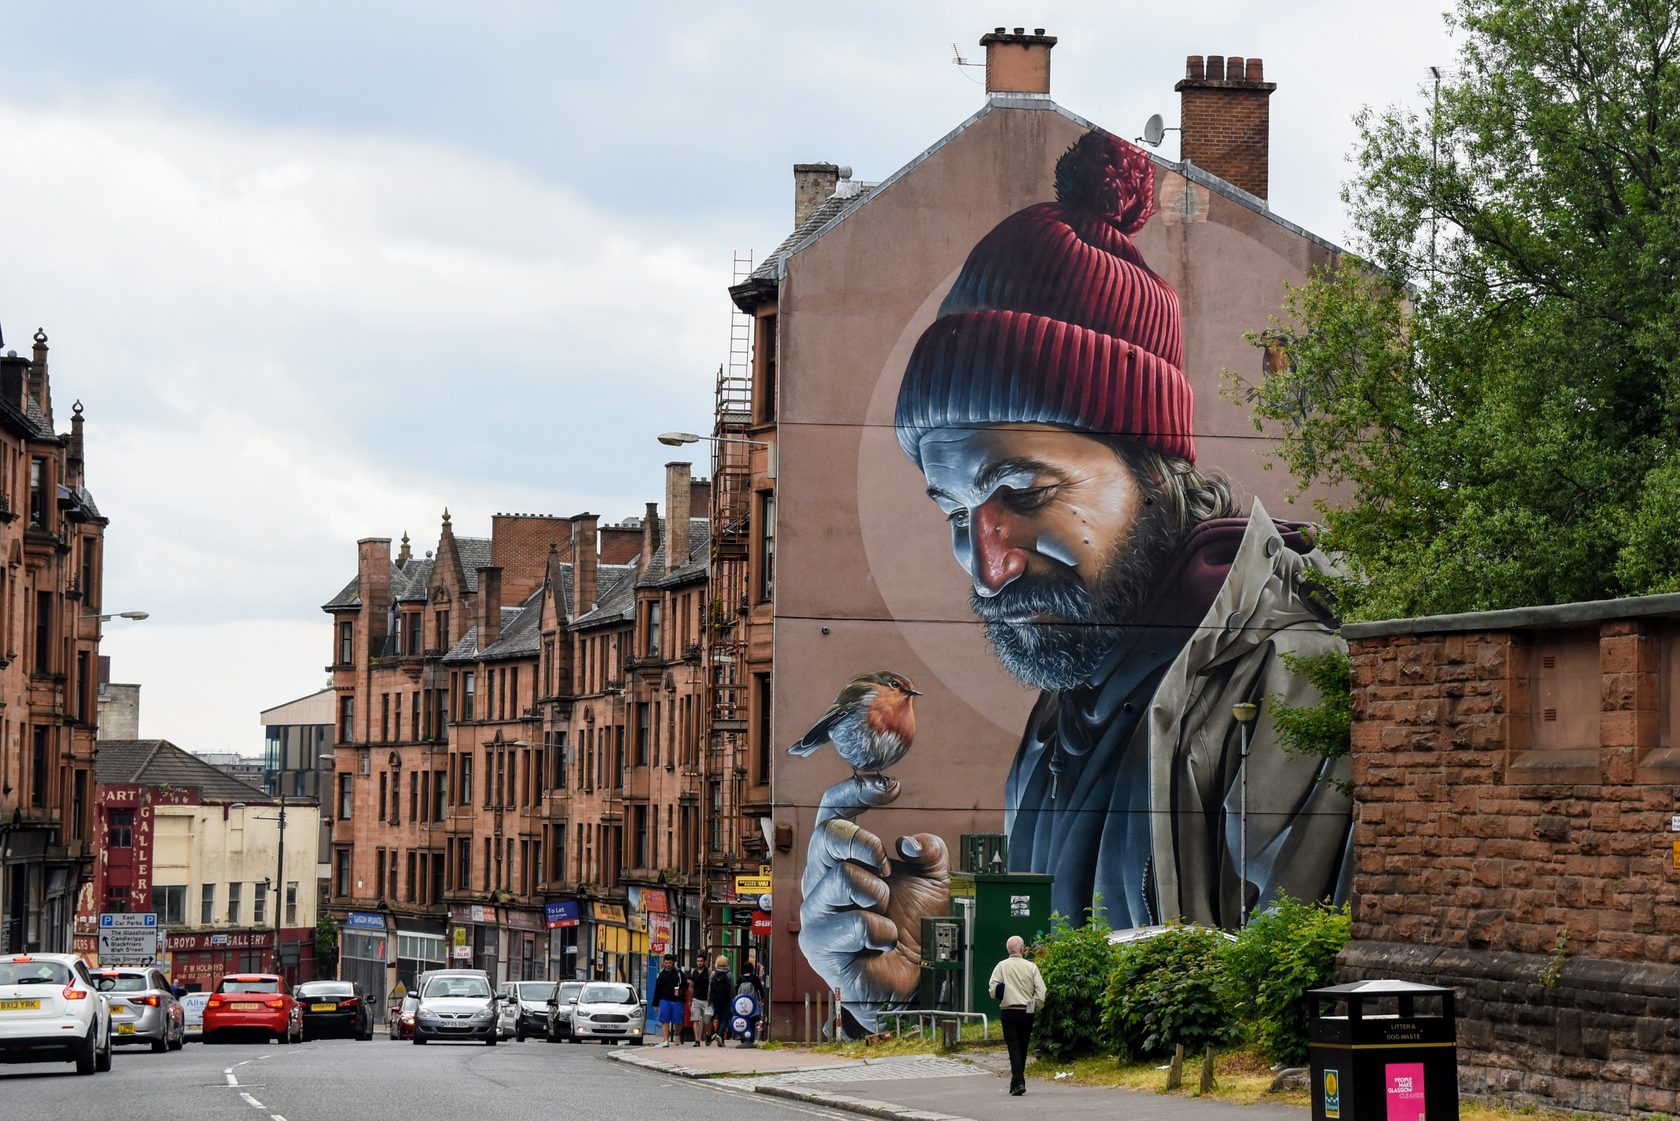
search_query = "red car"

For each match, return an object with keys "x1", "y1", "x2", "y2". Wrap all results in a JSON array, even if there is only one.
[
  {"x1": 389, "y1": 993, "x2": 419, "y2": 1041},
  {"x1": 203, "y1": 974, "x2": 302, "y2": 1045}
]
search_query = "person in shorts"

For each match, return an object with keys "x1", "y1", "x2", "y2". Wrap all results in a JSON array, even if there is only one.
[{"x1": 652, "y1": 954, "x2": 684, "y2": 1046}]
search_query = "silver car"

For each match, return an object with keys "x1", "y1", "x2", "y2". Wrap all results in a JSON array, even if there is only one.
[
  {"x1": 413, "y1": 969, "x2": 498, "y2": 1045},
  {"x1": 569, "y1": 982, "x2": 645, "y2": 1045},
  {"x1": 92, "y1": 966, "x2": 184, "y2": 1053}
]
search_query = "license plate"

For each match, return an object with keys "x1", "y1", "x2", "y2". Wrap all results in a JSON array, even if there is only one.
[
  {"x1": 0, "y1": 999, "x2": 40, "y2": 1011},
  {"x1": 110, "y1": 1005, "x2": 128, "y2": 1015},
  {"x1": 231, "y1": 1002, "x2": 261, "y2": 1010},
  {"x1": 118, "y1": 1023, "x2": 135, "y2": 1034},
  {"x1": 310, "y1": 1003, "x2": 336, "y2": 1012}
]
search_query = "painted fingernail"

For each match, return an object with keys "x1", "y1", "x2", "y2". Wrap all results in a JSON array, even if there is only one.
[{"x1": 900, "y1": 837, "x2": 922, "y2": 858}]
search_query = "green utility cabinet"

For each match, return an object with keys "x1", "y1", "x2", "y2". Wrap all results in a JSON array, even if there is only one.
[{"x1": 948, "y1": 868, "x2": 1052, "y2": 1015}]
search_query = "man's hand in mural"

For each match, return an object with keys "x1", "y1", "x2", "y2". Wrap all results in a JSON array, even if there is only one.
[{"x1": 799, "y1": 774, "x2": 950, "y2": 1034}]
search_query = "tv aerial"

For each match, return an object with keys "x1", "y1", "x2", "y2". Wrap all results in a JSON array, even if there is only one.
[{"x1": 951, "y1": 43, "x2": 984, "y2": 83}]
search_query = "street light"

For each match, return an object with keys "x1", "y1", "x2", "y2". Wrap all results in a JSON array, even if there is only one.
[
  {"x1": 87, "y1": 610, "x2": 149, "y2": 621},
  {"x1": 1231, "y1": 702, "x2": 1260, "y2": 928},
  {"x1": 657, "y1": 431, "x2": 775, "y2": 478}
]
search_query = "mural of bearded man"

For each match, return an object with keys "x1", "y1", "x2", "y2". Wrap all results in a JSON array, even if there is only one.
[
  {"x1": 796, "y1": 128, "x2": 1353, "y2": 1036},
  {"x1": 893, "y1": 130, "x2": 1353, "y2": 928}
]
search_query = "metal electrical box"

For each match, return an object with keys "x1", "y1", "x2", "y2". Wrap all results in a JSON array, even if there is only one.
[
  {"x1": 948, "y1": 870, "x2": 1053, "y2": 1015},
  {"x1": 918, "y1": 916, "x2": 964, "y2": 1010}
]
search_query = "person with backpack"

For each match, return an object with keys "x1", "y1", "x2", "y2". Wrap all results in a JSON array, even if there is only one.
[{"x1": 705, "y1": 955, "x2": 733, "y2": 1046}]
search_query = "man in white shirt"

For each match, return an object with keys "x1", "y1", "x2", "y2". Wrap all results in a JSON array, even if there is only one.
[{"x1": 987, "y1": 936, "x2": 1046, "y2": 1096}]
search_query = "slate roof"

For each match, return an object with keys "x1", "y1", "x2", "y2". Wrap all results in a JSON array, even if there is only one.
[
  {"x1": 746, "y1": 185, "x2": 875, "y2": 285},
  {"x1": 638, "y1": 518, "x2": 710, "y2": 589},
  {"x1": 570, "y1": 563, "x2": 639, "y2": 629},
  {"x1": 25, "y1": 396, "x2": 56, "y2": 440},
  {"x1": 95, "y1": 739, "x2": 271, "y2": 802},
  {"x1": 441, "y1": 589, "x2": 546, "y2": 664}
]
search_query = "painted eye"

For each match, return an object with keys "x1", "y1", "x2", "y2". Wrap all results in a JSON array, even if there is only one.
[
  {"x1": 947, "y1": 508, "x2": 971, "y2": 529},
  {"x1": 1003, "y1": 486, "x2": 1058, "y2": 512}
]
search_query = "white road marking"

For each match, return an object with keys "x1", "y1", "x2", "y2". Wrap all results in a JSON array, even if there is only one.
[
  {"x1": 225, "y1": 1068, "x2": 238, "y2": 1086},
  {"x1": 240, "y1": 1092, "x2": 265, "y2": 1109}
]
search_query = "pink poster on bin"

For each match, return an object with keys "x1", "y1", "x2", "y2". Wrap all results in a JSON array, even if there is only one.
[{"x1": 1385, "y1": 1062, "x2": 1426, "y2": 1121}]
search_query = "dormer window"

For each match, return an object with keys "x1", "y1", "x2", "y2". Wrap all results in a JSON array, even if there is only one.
[{"x1": 27, "y1": 457, "x2": 45, "y2": 527}]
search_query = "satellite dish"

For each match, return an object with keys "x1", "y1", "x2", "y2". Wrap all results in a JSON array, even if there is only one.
[{"x1": 1142, "y1": 114, "x2": 1166, "y2": 147}]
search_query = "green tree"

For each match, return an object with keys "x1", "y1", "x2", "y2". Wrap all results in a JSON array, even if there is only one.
[
  {"x1": 1099, "y1": 924, "x2": 1234, "y2": 1061},
  {"x1": 1029, "y1": 907, "x2": 1116, "y2": 1061},
  {"x1": 314, "y1": 913, "x2": 340, "y2": 980},
  {"x1": 1232, "y1": 0, "x2": 1680, "y2": 619},
  {"x1": 1220, "y1": 896, "x2": 1351, "y2": 1066}
]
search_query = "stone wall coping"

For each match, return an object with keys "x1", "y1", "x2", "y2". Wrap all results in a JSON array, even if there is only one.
[
  {"x1": 1343, "y1": 592, "x2": 1680, "y2": 640},
  {"x1": 1341, "y1": 940, "x2": 1680, "y2": 1000}
]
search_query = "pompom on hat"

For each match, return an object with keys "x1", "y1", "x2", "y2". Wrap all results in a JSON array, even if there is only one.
[{"x1": 895, "y1": 130, "x2": 1194, "y2": 467}]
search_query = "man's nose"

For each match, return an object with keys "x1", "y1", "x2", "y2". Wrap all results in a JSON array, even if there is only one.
[{"x1": 969, "y1": 498, "x2": 1031, "y2": 596}]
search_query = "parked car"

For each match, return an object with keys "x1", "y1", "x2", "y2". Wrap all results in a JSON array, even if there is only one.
[
  {"x1": 569, "y1": 982, "x2": 645, "y2": 1045},
  {"x1": 295, "y1": 980, "x2": 374, "y2": 1041},
  {"x1": 203, "y1": 974, "x2": 302, "y2": 1045},
  {"x1": 179, "y1": 991, "x2": 212, "y2": 1041},
  {"x1": 496, "y1": 981, "x2": 555, "y2": 1042},
  {"x1": 389, "y1": 993, "x2": 419, "y2": 1041},
  {"x1": 92, "y1": 965, "x2": 184, "y2": 1053},
  {"x1": 544, "y1": 981, "x2": 585, "y2": 1042},
  {"x1": 413, "y1": 969, "x2": 498, "y2": 1045},
  {"x1": 0, "y1": 952, "x2": 114, "y2": 1074}
]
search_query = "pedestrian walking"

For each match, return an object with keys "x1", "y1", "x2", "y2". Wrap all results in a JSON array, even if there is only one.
[
  {"x1": 988, "y1": 936, "x2": 1045, "y2": 1096},
  {"x1": 705, "y1": 954, "x2": 734, "y2": 1046},
  {"x1": 686, "y1": 953, "x2": 710, "y2": 1047}
]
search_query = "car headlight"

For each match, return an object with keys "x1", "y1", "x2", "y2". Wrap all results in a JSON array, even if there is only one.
[
  {"x1": 418, "y1": 1005, "x2": 436, "y2": 1018},
  {"x1": 471, "y1": 1007, "x2": 495, "y2": 1020}
]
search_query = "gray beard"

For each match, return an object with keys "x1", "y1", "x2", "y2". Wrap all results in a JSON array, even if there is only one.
[{"x1": 970, "y1": 509, "x2": 1178, "y2": 692}]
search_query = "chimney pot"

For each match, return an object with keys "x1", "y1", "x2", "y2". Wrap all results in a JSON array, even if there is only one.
[
  {"x1": 1013, "y1": 26, "x2": 1024, "y2": 33},
  {"x1": 995, "y1": 25, "x2": 1005, "y2": 33},
  {"x1": 1206, "y1": 54, "x2": 1225, "y2": 81},
  {"x1": 1186, "y1": 55, "x2": 1204, "y2": 81},
  {"x1": 1246, "y1": 57, "x2": 1264, "y2": 81},
  {"x1": 1034, "y1": 27, "x2": 1044, "y2": 34},
  {"x1": 1227, "y1": 56, "x2": 1245, "y2": 81}
]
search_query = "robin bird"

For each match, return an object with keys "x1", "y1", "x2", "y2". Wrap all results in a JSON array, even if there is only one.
[{"x1": 788, "y1": 671, "x2": 921, "y2": 781}]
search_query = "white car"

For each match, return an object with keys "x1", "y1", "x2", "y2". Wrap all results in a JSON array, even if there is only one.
[
  {"x1": 0, "y1": 953, "x2": 113, "y2": 1075},
  {"x1": 569, "y1": 982, "x2": 645, "y2": 1045}
]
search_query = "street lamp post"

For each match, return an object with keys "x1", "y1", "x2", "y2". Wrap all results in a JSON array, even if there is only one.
[{"x1": 1231, "y1": 702, "x2": 1260, "y2": 928}]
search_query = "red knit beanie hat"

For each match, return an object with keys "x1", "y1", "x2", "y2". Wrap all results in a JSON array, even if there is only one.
[{"x1": 895, "y1": 130, "x2": 1193, "y2": 467}]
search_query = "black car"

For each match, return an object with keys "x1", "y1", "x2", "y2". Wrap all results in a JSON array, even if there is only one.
[{"x1": 294, "y1": 980, "x2": 374, "y2": 1041}]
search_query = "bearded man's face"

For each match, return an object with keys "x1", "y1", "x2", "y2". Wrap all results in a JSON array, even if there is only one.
[{"x1": 918, "y1": 425, "x2": 1177, "y2": 691}]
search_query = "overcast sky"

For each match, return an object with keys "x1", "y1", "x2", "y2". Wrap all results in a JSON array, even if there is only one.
[{"x1": 0, "y1": 1, "x2": 1457, "y2": 754}]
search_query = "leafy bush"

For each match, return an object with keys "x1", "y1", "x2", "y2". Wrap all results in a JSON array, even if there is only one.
[
  {"x1": 1220, "y1": 895, "x2": 1350, "y2": 1065},
  {"x1": 1028, "y1": 908, "x2": 1116, "y2": 1061},
  {"x1": 1100, "y1": 924, "x2": 1234, "y2": 1060}
]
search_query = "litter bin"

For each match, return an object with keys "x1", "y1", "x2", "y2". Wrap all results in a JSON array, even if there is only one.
[{"x1": 1307, "y1": 979, "x2": 1458, "y2": 1121}]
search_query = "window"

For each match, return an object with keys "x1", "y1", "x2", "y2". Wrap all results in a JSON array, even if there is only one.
[
  {"x1": 459, "y1": 753, "x2": 473, "y2": 805},
  {"x1": 335, "y1": 850, "x2": 352, "y2": 897},
  {"x1": 30, "y1": 726, "x2": 48, "y2": 807},
  {"x1": 463, "y1": 671, "x2": 475, "y2": 720},
  {"x1": 339, "y1": 695, "x2": 355, "y2": 743},
  {"x1": 409, "y1": 771, "x2": 419, "y2": 823},
  {"x1": 435, "y1": 610, "x2": 449, "y2": 651},
  {"x1": 80, "y1": 536, "x2": 98, "y2": 610},
  {"x1": 485, "y1": 672, "x2": 495, "y2": 721},
  {"x1": 381, "y1": 694, "x2": 390, "y2": 742},
  {"x1": 754, "y1": 672, "x2": 773, "y2": 786},
  {"x1": 406, "y1": 851, "x2": 416, "y2": 902},
  {"x1": 27, "y1": 457, "x2": 45, "y2": 527},
  {"x1": 378, "y1": 773, "x2": 387, "y2": 821},
  {"x1": 108, "y1": 809, "x2": 134, "y2": 848},
  {"x1": 753, "y1": 312, "x2": 777, "y2": 424},
  {"x1": 411, "y1": 693, "x2": 420, "y2": 740},
  {"x1": 338, "y1": 621, "x2": 353, "y2": 665},
  {"x1": 286, "y1": 882, "x2": 299, "y2": 926},
  {"x1": 34, "y1": 590, "x2": 51, "y2": 674},
  {"x1": 634, "y1": 703, "x2": 649, "y2": 767},
  {"x1": 389, "y1": 767, "x2": 401, "y2": 826},
  {"x1": 200, "y1": 884, "x2": 215, "y2": 925},
  {"x1": 543, "y1": 640, "x2": 554, "y2": 697},
  {"x1": 151, "y1": 885, "x2": 186, "y2": 926},
  {"x1": 510, "y1": 667, "x2": 520, "y2": 714},
  {"x1": 254, "y1": 882, "x2": 268, "y2": 926},
  {"x1": 75, "y1": 650, "x2": 89, "y2": 722},
  {"x1": 433, "y1": 769, "x2": 446, "y2": 820},
  {"x1": 758, "y1": 493, "x2": 775, "y2": 602},
  {"x1": 646, "y1": 601, "x2": 661, "y2": 658},
  {"x1": 406, "y1": 613, "x2": 421, "y2": 655},
  {"x1": 376, "y1": 849, "x2": 386, "y2": 899},
  {"x1": 226, "y1": 882, "x2": 242, "y2": 925},
  {"x1": 338, "y1": 772, "x2": 353, "y2": 820}
]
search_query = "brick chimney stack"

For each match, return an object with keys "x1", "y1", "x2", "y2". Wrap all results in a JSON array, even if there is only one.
[
  {"x1": 980, "y1": 27, "x2": 1056, "y2": 96},
  {"x1": 1175, "y1": 53, "x2": 1276, "y2": 201},
  {"x1": 664, "y1": 462, "x2": 692, "y2": 577},
  {"x1": 357, "y1": 538, "x2": 392, "y2": 648},
  {"x1": 570, "y1": 514, "x2": 598, "y2": 619},
  {"x1": 640, "y1": 502, "x2": 661, "y2": 576},
  {"x1": 793, "y1": 163, "x2": 840, "y2": 227},
  {"x1": 477, "y1": 565, "x2": 502, "y2": 651}
]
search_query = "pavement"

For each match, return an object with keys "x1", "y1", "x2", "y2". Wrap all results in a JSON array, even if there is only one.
[{"x1": 610, "y1": 1041, "x2": 1311, "y2": 1121}]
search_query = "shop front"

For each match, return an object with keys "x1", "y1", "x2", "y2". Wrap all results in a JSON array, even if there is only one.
[
  {"x1": 449, "y1": 903, "x2": 499, "y2": 979},
  {"x1": 545, "y1": 899, "x2": 580, "y2": 979},
  {"x1": 339, "y1": 911, "x2": 390, "y2": 1013},
  {"x1": 506, "y1": 908, "x2": 545, "y2": 981},
  {"x1": 167, "y1": 930, "x2": 276, "y2": 992},
  {"x1": 394, "y1": 916, "x2": 447, "y2": 992},
  {"x1": 589, "y1": 901, "x2": 641, "y2": 982}
]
